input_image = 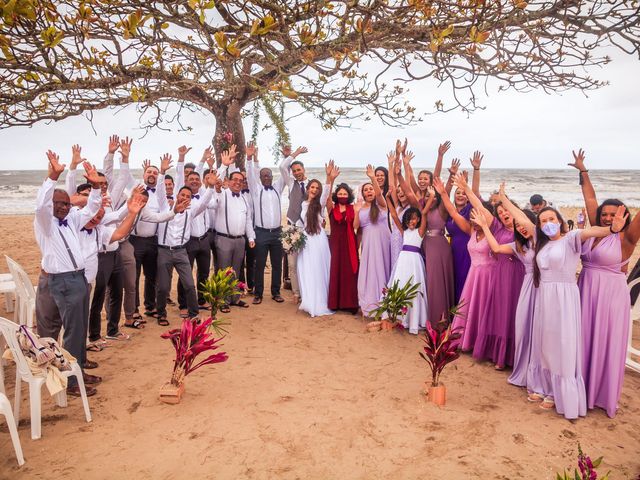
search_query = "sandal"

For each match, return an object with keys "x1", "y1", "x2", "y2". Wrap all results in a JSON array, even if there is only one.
[
  {"x1": 86, "y1": 342, "x2": 104, "y2": 352},
  {"x1": 219, "y1": 304, "x2": 231, "y2": 314},
  {"x1": 232, "y1": 300, "x2": 250, "y2": 308},
  {"x1": 124, "y1": 319, "x2": 145, "y2": 330},
  {"x1": 82, "y1": 359, "x2": 99, "y2": 369},
  {"x1": 272, "y1": 295, "x2": 285, "y2": 303},
  {"x1": 132, "y1": 313, "x2": 147, "y2": 324},
  {"x1": 179, "y1": 309, "x2": 189, "y2": 318},
  {"x1": 527, "y1": 392, "x2": 544, "y2": 403},
  {"x1": 157, "y1": 317, "x2": 170, "y2": 326},
  {"x1": 105, "y1": 331, "x2": 131, "y2": 341},
  {"x1": 253, "y1": 296, "x2": 263, "y2": 305},
  {"x1": 540, "y1": 398, "x2": 555, "y2": 410},
  {"x1": 144, "y1": 310, "x2": 159, "y2": 319}
]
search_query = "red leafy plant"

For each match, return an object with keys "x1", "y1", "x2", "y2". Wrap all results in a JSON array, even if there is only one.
[
  {"x1": 419, "y1": 304, "x2": 464, "y2": 387},
  {"x1": 160, "y1": 317, "x2": 228, "y2": 387}
]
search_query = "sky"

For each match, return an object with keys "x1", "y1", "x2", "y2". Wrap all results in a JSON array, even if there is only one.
[{"x1": 1, "y1": 52, "x2": 639, "y2": 171}]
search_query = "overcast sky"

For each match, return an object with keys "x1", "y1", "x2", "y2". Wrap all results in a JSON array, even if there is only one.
[{"x1": 1, "y1": 51, "x2": 638, "y2": 171}]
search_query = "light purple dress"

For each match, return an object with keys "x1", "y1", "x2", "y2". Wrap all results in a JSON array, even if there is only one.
[
  {"x1": 527, "y1": 230, "x2": 586, "y2": 420},
  {"x1": 473, "y1": 223, "x2": 525, "y2": 367},
  {"x1": 452, "y1": 229, "x2": 497, "y2": 350},
  {"x1": 358, "y1": 207, "x2": 391, "y2": 316},
  {"x1": 507, "y1": 242, "x2": 536, "y2": 387},
  {"x1": 579, "y1": 234, "x2": 630, "y2": 418}
]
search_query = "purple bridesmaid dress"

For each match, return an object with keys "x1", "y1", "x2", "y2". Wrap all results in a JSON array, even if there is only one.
[
  {"x1": 358, "y1": 207, "x2": 391, "y2": 316},
  {"x1": 579, "y1": 234, "x2": 630, "y2": 418},
  {"x1": 446, "y1": 203, "x2": 472, "y2": 303}
]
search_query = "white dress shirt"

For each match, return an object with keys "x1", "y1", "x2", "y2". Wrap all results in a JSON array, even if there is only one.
[
  {"x1": 157, "y1": 188, "x2": 214, "y2": 247},
  {"x1": 132, "y1": 173, "x2": 168, "y2": 237},
  {"x1": 211, "y1": 189, "x2": 255, "y2": 241},
  {"x1": 247, "y1": 161, "x2": 284, "y2": 229},
  {"x1": 79, "y1": 224, "x2": 116, "y2": 283},
  {"x1": 34, "y1": 178, "x2": 102, "y2": 274}
]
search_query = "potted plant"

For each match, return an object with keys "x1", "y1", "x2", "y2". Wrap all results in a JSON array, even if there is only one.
[
  {"x1": 419, "y1": 304, "x2": 464, "y2": 406},
  {"x1": 368, "y1": 278, "x2": 420, "y2": 331},
  {"x1": 159, "y1": 316, "x2": 228, "y2": 404},
  {"x1": 200, "y1": 267, "x2": 246, "y2": 332},
  {"x1": 556, "y1": 443, "x2": 610, "y2": 480}
]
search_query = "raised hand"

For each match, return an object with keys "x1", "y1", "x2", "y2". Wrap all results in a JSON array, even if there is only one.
[
  {"x1": 365, "y1": 164, "x2": 375, "y2": 180},
  {"x1": 470, "y1": 208, "x2": 487, "y2": 227},
  {"x1": 221, "y1": 144, "x2": 238, "y2": 166},
  {"x1": 432, "y1": 176, "x2": 446, "y2": 196},
  {"x1": 245, "y1": 142, "x2": 257, "y2": 160},
  {"x1": 470, "y1": 151, "x2": 483, "y2": 170},
  {"x1": 108, "y1": 135, "x2": 120, "y2": 154},
  {"x1": 611, "y1": 205, "x2": 629, "y2": 233},
  {"x1": 83, "y1": 161, "x2": 102, "y2": 186},
  {"x1": 402, "y1": 150, "x2": 415, "y2": 165},
  {"x1": 401, "y1": 138, "x2": 408, "y2": 155},
  {"x1": 47, "y1": 150, "x2": 65, "y2": 180},
  {"x1": 568, "y1": 148, "x2": 587, "y2": 171},
  {"x1": 499, "y1": 182, "x2": 506, "y2": 198},
  {"x1": 174, "y1": 195, "x2": 191, "y2": 213},
  {"x1": 119, "y1": 137, "x2": 133, "y2": 161},
  {"x1": 101, "y1": 194, "x2": 112, "y2": 209},
  {"x1": 393, "y1": 158, "x2": 402, "y2": 176},
  {"x1": 453, "y1": 172, "x2": 469, "y2": 191},
  {"x1": 127, "y1": 191, "x2": 146, "y2": 214},
  {"x1": 292, "y1": 146, "x2": 308, "y2": 158},
  {"x1": 386, "y1": 150, "x2": 397, "y2": 167},
  {"x1": 177, "y1": 145, "x2": 192, "y2": 161},
  {"x1": 159, "y1": 154, "x2": 173, "y2": 174},
  {"x1": 201, "y1": 145, "x2": 214, "y2": 164},
  {"x1": 130, "y1": 184, "x2": 146, "y2": 199},
  {"x1": 70, "y1": 144, "x2": 83, "y2": 170},
  {"x1": 461, "y1": 170, "x2": 469, "y2": 182},
  {"x1": 204, "y1": 170, "x2": 220, "y2": 188},
  {"x1": 395, "y1": 139, "x2": 402, "y2": 158},
  {"x1": 448, "y1": 158, "x2": 461, "y2": 176},
  {"x1": 325, "y1": 159, "x2": 334, "y2": 177},
  {"x1": 438, "y1": 141, "x2": 451, "y2": 157},
  {"x1": 142, "y1": 159, "x2": 151, "y2": 172}
]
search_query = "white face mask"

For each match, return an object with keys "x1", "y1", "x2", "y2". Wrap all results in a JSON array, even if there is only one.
[{"x1": 541, "y1": 222, "x2": 561, "y2": 237}]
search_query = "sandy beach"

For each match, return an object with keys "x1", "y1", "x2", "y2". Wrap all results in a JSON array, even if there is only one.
[{"x1": 1, "y1": 212, "x2": 639, "y2": 479}]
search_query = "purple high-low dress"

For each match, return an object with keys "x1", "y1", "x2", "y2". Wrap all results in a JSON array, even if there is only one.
[
  {"x1": 527, "y1": 230, "x2": 586, "y2": 420},
  {"x1": 358, "y1": 207, "x2": 391, "y2": 316},
  {"x1": 446, "y1": 203, "x2": 472, "y2": 303},
  {"x1": 507, "y1": 242, "x2": 536, "y2": 387},
  {"x1": 452, "y1": 228, "x2": 497, "y2": 350},
  {"x1": 579, "y1": 233, "x2": 630, "y2": 418},
  {"x1": 472, "y1": 222, "x2": 524, "y2": 367},
  {"x1": 422, "y1": 207, "x2": 455, "y2": 325}
]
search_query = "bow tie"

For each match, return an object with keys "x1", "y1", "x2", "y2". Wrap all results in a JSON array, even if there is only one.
[
  {"x1": 231, "y1": 192, "x2": 240, "y2": 198},
  {"x1": 193, "y1": 194, "x2": 200, "y2": 199},
  {"x1": 58, "y1": 219, "x2": 68, "y2": 227},
  {"x1": 241, "y1": 189, "x2": 250, "y2": 194},
  {"x1": 264, "y1": 186, "x2": 274, "y2": 191},
  {"x1": 81, "y1": 227, "x2": 93, "y2": 235},
  {"x1": 146, "y1": 186, "x2": 156, "y2": 193},
  {"x1": 167, "y1": 195, "x2": 173, "y2": 200}
]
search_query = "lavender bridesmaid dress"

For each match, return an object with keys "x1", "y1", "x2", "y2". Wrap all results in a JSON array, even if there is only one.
[
  {"x1": 527, "y1": 230, "x2": 586, "y2": 420},
  {"x1": 358, "y1": 207, "x2": 391, "y2": 316},
  {"x1": 473, "y1": 223, "x2": 525, "y2": 367},
  {"x1": 446, "y1": 203, "x2": 472, "y2": 303},
  {"x1": 579, "y1": 233, "x2": 630, "y2": 418}
]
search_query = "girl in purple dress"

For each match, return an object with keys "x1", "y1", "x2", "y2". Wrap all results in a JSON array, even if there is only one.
[
  {"x1": 356, "y1": 165, "x2": 391, "y2": 317},
  {"x1": 569, "y1": 149, "x2": 640, "y2": 417},
  {"x1": 527, "y1": 206, "x2": 627, "y2": 419}
]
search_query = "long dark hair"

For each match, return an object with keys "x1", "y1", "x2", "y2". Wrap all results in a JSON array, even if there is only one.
[
  {"x1": 401, "y1": 207, "x2": 422, "y2": 230},
  {"x1": 418, "y1": 169, "x2": 433, "y2": 188},
  {"x1": 374, "y1": 166, "x2": 389, "y2": 197},
  {"x1": 514, "y1": 209, "x2": 537, "y2": 254},
  {"x1": 595, "y1": 199, "x2": 631, "y2": 230},
  {"x1": 362, "y1": 182, "x2": 380, "y2": 224},
  {"x1": 304, "y1": 179, "x2": 323, "y2": 235},
  {"x1": 533, "y1": 207, "x2": 567, "y2": 288},
  {"x1": 332, "y1": 183, "x2": 354, "y2": 205}
]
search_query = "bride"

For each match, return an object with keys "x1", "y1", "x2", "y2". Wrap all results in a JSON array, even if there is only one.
[{"x1": 296, "y1": 161, "x2": 339, "y2": 317}]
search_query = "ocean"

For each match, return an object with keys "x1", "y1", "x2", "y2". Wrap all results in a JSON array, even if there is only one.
[{"x1": 1, "y1": 168, "x2": 639, "y2": 215}]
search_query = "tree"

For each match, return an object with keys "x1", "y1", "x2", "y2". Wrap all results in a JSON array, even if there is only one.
[{"x1": 1, "y1": 0, "x2": 639, "y2": 167}]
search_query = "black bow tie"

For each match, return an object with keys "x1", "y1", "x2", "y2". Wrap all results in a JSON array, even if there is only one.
[
  {"x1": 193, "y1": 194, "x2": 200, "y2": 199},
  {"x1": 58, "y1": 219, "x2": 68, "y2": 227},
  {"x1": 264, "y1": 186, "x2": 274, "y2": 191},
  {"x1": 167, "y1": 195, "x2": 173, "y2": 200},
  {"x1": 241, "y1": 189, "x2": 250, "y2": 194},
  {"x1": 231, "y1": 192, "x2": 240, "y2": 198},
  {"x1": 81, "y1": 227, "x2": 93, "y2": 234},
  {"x1": 146, "y1": 186, "x2": 156, "y2": 193}
]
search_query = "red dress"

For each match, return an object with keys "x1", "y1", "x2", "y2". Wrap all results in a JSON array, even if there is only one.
[{"x1": 328, "y1": 205, "x2": 359, "y2": 311}]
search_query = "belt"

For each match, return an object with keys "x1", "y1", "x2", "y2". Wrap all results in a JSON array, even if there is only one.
[
  {"x1": 158, "y1": 244, "x2": 186, "y2": 250},
  {"x1": 425, "y1": 230, "x2": 445, "y2": 237},
  {"x1": 216, "y1": 232, "x2": 245, "y2": 240},
  {"x1": 256, "y1": 226, "x2": 282, "y2": 233},
  {"x1": 41, "y1": 268, "x2": 85, "y2": 278},
  {"x1": 98, "y1": 250, "x2": 117, "y2": 256},
  {"x1": 191, "y1": 233, "x2": 209, "y2": 241},
  {"x1": 130, "y1": 234, "x2": 156, "y2": 240}
]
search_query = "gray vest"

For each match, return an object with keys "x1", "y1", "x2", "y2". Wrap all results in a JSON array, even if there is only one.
[{"x1": 287, "y1": 179, "x2": 307, "y2": 223}]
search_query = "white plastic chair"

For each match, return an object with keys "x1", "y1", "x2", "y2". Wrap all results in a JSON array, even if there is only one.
[
  {"x1": 626, "y1": 277, "x2": 640, "y2": 374},
  {"x1": 5, "y1": 256, "x2": 36, "y2": 329},
  {"x1": 0, "y1": 273, "x2": 15, "y2": 314},
  {"x1": 0, "y1": 317, "x2": 91, "y2": 440},
  {"x1": 0, "y1": 391, "x2": 25, "y2": 466}
]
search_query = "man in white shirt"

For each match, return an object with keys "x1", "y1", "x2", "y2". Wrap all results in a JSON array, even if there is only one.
[
  {"x1": 34, "y1": 153, "x2": 103, "y2": 397},
  {"x1": 211, "y1": 148, "x2": 256, "y2": 311},
  {"x1": 279, "y1": 145, "x2": 309, "y2": 302},
  {"x1": 246, "y1": 143, "x2": 286, "y2": 304},
  {"x1": 155, "y1": 173, "x2": 215, "y2": 324}
]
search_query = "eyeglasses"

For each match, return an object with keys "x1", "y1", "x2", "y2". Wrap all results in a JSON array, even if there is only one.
[{"x1": 53, "y1": 201, "x2": 71, "y2": 207}]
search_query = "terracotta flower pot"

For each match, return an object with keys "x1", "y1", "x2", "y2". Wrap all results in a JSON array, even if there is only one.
[
  {"x1": 159, "y1": 382, "x2": 185, "y2": 404},
  {"x1": 380, "y1": 319, "x2": 394, "y2": 331},
  {"x1": 366, "y1": 321, "x2": 382, "y2": 332},
  {"x1": 428, "y1": 383, "x2": 446, "y2": 406}
]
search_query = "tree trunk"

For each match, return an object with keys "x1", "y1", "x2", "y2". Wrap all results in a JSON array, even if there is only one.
[{"x1": 212, "y1": 100, "x2": 246, "y2": 171}]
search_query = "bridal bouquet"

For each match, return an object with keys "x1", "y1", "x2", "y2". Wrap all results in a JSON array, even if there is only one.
[{"x1": 281, "y1": 224, "x2": 307, "y2": 253}]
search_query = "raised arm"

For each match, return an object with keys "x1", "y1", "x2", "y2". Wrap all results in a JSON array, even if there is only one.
[
  {"x1": 433, "y1": 176, "x2": 471, "y2": 235},
  {"x1": 433, "y1": 141, "x2": 451, "y2": 180},
  {"x1": 110, "y1": 191, "x2": 146, "y2": 243},
  {"x1": 498, "y1": 182, "x2": 535, "y2": 236},
  {"x1": 568, "y1": 148, "x2": 598, "y2": 226},
  {"x1": 365, "y1": 164, "x2": 386, "y2": 209},
  {"x1": 470, "y1": 151, "x2": 483, "y2": 198},
  {"x1": 103, "y1": 135, "x2": 119, "y2": 188},
  {"x1": 324, "y1": 160, "x2": 340, "y2": 212},
  {"x1": 353, "y1": 198, "x2": 364, "y2": 230},
  {"x1": 396, "y1": 160, "x2": 421, "y2": 209},
  {"x1": 195, "y1": 146, "x2": 212, "y2": 176},
  {"x1": 580, "y1": 205, "x2": 628, "y2": 242},
  {"x1": 471, "y1": 208, "x2": 513, "y2": 255},
  {"x1": 385, "y1": 192, "x2": 403, "y2": 232},
  {"x1": 623, "y1": 210, "x2": 640, "y2": 254},
  {"x1": 399, "y1": 140, "x2": 420, "y2": 195},
  {"x1": 445, "y1": 158, "x2": 461, "y2": 196},
  {"x1": 418, "y1": 187, "x2": 436, "y2": 237},
  {"x1": 453, "y1": 172, "x2": 493, "y2": 225},
  {"x1": 75, "y1": 162, "x2": 104, "y2": 225},
  {"x1": 156, "y1": 154, "x2": 172, "y2": 212},
  {"x1": 279, "y1": 145, "x2": 308, "y2": 189}
]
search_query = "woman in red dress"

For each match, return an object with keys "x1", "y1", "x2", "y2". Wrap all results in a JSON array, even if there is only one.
[{"x1": 327, "y1": 182, "x2": 359, "y2": 313}]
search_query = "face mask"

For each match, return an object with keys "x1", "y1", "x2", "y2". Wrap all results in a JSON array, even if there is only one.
[
  {"x1": 541, "y1": 222, "x2": 561, "y2": 237},
  {"x1": 337, "y1": 197, "x2": 349, "y2": 205}
]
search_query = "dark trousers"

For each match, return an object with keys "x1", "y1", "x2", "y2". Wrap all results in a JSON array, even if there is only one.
[
  {"x1": 208, "y1": 229, "x2": 219, "y2": 273},
  {"x1": 130, "y1": 235, "x2": 158, "y2": 312},
  {"x1": 156, "y1": 247, "x2": 199, "y2": 318},
  {"x1": 178, "y1": 235, "x2": 211, "y2": 308},
  {"x1": 89, "y1": 251, "x2": 123, "y2": 341},
  {"x1": 254, "y1": 227, "x2": 283, "y2": 297},
  {"x1": 239, "y1": 238, "x2": 256, "y2": 290},
  {"x1": 215, "y1": 234, "x2": 245, "y2": 305},
  {"x1": 36, "y1": 271, "x2": 89, "y2": 381}
]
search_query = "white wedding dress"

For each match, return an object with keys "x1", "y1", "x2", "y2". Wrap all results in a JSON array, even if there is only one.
[{"x1": 296, "y1": 184, "x2": 334, "y2": 317}]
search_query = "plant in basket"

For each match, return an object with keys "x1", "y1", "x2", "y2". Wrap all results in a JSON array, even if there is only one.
[
  {"x1": 280, "y1": 224, "x2": 307, "y2": 254},
  {"x1": 368, "y1": 277, "x2": 420, "y2": 331},
  {"x1": 419, "y1": 302, "x2": 465, "y2": 406},
  {"x1": 159, "y1": 316, "x2": 228, "y2": 404},
  {"x1": 200, "y1": 267, "x2": 246, "y2": 332}
]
